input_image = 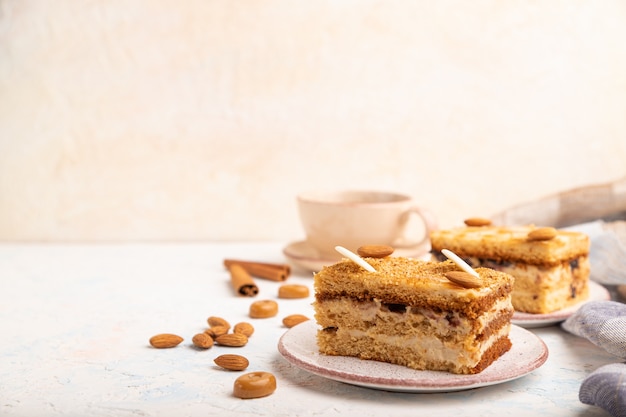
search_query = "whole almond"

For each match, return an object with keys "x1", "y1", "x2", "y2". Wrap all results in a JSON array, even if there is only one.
[
  {"x1": 214, "y1": 354, "x2": 249, "y2": 371},
  {"x1": 527, "y1": 227, "x2": 557, "y2": 241},
  {"x1": 149, "y1": 333, "x2": 184, "y2": 349},
  {"x1": 215, "y1": 333, "x2": 248, "y2": 347},
  {"x1": 444, "y1": 271, "x2": 482, "y2": 289},
  {"x1": 464, "y1": 217, "x2": 492, "y2": 227},
  {"x1": 233, "y1": 322, "x2": 255, "y2": 337},
  {"x1": 204, "y1": 325, "x2": 229, "y2": 339},
  {"x1": 357, "y1": 245, "x2": 394, "y2": 258},
  {"x1": 192, "y1": 333, "x2": 214, "y2": 349},
  {"x1": 278, "y1": 284, "x2": 310, "y2": 299},
  {"x1": 207, "y1": 316, "x2": 231, "y2": 330},
  {"x1": 282, "y1": 314, "x2": 310, "y2": 328}
]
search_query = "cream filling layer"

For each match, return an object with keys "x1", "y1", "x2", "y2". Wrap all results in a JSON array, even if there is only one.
[
  {"x1": 326, "y1": 296, "x2": 512, "y2": 336},
  {"x1": 465, "y1": 256, "x2": 588, "y2": 290},
  {"x1": 343, "y1": 323, "x2": 511, "y2": 367}
]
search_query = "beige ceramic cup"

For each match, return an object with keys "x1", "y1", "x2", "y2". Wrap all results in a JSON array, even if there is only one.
[{"x1": 297, "y1": 190, "x2": 437, "y2": 260}]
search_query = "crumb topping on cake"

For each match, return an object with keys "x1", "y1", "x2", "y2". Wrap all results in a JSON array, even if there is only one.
[{"x1": 430, "y1": 225, "x2": 589, "y2": 266}]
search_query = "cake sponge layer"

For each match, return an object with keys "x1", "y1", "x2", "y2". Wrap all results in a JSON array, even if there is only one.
[
  {"x1": 314, "y1": 257, "x2": 514, "y2": 320},
  {"x1": 317, "y1": 326, "x2": 512, "y2": 375}
]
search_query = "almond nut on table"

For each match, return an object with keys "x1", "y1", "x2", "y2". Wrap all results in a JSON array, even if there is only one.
[
  {"x1": 233, "y1": 322, "x2": 255, "y2": 337},
  {"x1": 214, "y1": 354, "x2": 249, "y2": 371},
  {"x1": 204, "y1": 325, "x2": 229, "y2": 339},
  {"x1": 192, "y1": 333, "x2": 214, "y2": 349},
  {"x1": 149, "y1": 333, "x2": 184, "y2": 349},
  {"x1": 207, "y1": 316, "x2": 231, "y2": 330},
  {"x1": 215, "y1": 333, "x2": 249, "y2": 347}
]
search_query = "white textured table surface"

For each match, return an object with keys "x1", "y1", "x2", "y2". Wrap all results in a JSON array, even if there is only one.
[{"x1": 0, "y1": 243, "x2": 616, "y2": 417}]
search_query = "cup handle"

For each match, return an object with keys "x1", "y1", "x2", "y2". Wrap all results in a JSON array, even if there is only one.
[{"x1": 393, "y1": 206, "x2": 438, "y2": 249}]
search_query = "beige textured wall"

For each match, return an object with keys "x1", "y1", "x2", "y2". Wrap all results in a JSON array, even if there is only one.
[{"x1": 1, "y1": 1, "x2": 625, "y2": 242}]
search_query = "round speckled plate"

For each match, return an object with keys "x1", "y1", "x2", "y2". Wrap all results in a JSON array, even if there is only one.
[
  {"x1": 277, "y1": 320, "x2": 548, "y2": 393},
  {"x1": 512, "y1": 281, "x2": 611, "y2": 328}
]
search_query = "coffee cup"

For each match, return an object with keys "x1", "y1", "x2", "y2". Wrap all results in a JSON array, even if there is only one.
[{"x1": 297, "y1": 190, "x2": 437, "y2": 260}]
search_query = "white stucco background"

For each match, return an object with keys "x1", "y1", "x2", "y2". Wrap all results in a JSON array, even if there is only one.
[{"x1": 1, "y1": 1, "x2": 625, "y2": 241}]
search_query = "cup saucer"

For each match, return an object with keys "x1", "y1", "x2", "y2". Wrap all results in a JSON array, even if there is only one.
[{"x1": 283, "y1": 240, "x2": 432, "y2": 273}]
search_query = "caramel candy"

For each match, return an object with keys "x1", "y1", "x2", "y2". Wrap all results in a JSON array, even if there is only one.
[
  {"x1": 278, "y1": 284, "x2": 310, "y2": 299},
  {"x1": 233, "y1": 372, "x2": 277, "y2": 399},
  {"x1": 249, "y1": 300, "x2": 279, "y2": 318}
]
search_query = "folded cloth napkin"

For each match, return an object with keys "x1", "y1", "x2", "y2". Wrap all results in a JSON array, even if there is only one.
[{"x1": 562, "y1": 300, "x2": 626, "y2": 417}]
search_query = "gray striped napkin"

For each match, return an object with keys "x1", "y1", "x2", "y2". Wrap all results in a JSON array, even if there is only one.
[{"x1": 562, "y1": 300, "x2": 626, "y2": 417}]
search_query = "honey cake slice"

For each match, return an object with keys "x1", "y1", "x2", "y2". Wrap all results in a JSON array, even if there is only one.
[
  {"x1": 313, "y1": 257, "x2": 515, "y2": 375},
  {"x1": 430, "y1": 224, "x2": 590, "y2": 314}
]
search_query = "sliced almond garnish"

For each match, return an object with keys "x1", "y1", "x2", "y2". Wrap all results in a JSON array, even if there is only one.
[
  {"x1": 357, "y1": 245, "x2": 394, "y2": 258},
  {"x1": 441, "y1": 248, "x2": 479, "y2": 278},
  {"x1": 335, "y1": 246, "x2": 376, "y2": 272},
  {"x1": 464, "y1": 217, "x2": 492, "y2": 227},
  {"x1": 444, "y1": 271, "x2": 482, "y2": 288},
  {"x1": 527, "y1": 227, "x2": 557, "y2": 241}
]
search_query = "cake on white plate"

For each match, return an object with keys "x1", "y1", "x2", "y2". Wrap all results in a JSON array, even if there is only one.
[{"x1": 313, "y1": 247, "x2": 515, "y2": 375}]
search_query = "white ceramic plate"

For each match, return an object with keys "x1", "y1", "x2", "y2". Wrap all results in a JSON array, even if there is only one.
[
  {"x1": 278, "y1": 320, "x2": 548, "y2": 393},
  {"x1": 283, "y1": 240, "x2": 430, "y2": 272},
  {"x1": 512, "y1": 281, "x2": 611, "y2": 328}
]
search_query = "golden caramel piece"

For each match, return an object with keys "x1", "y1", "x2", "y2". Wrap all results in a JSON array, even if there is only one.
[
  {"x1": 233, "y1": 372, "x2": 277, "y2": 399},
  {"x1": 249, "y1": 300, "x2": 279, "y2": 318},
  {"x1": 278, "y1": 284, "x2": 310, "y2": 299}
]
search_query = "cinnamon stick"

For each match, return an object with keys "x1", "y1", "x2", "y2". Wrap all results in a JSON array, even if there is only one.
[
  {"x1": 223, "y1": 259, "x2": 291, "y2": 282},
  {"x1": 229, "y1": 264, "x2": 259, "y2": 297}
]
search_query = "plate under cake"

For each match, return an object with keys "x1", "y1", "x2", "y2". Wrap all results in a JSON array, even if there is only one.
[
  {"x1": 313, "y1": 256, "x2": 515, "y2": 375},
  {"x1": 430, "y1": 224, "x2": 590, "y2": 314}
]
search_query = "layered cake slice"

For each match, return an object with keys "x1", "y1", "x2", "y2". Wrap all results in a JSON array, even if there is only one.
[
  {"x1": 430, "y1": 221, "x2": 590, "y2": 314},
  {"x1": 313, "y1": 252, "x2": 515, "y2": 375}
]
